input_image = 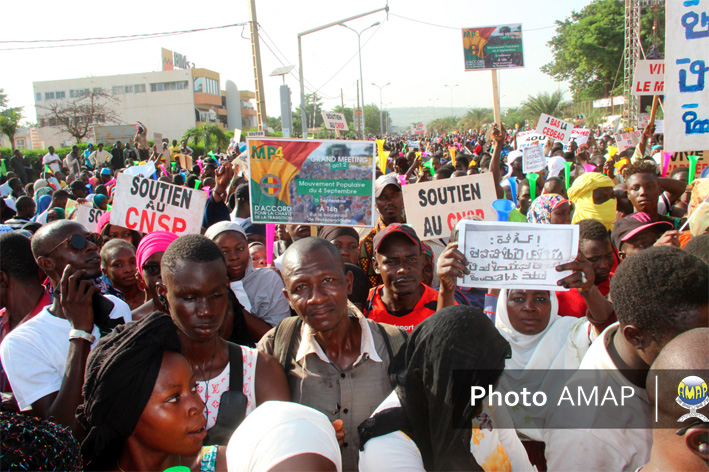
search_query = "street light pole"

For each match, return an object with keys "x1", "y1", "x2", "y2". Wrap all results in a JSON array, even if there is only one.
[
  {"x1": 340, "y1": 22, "x2": 379, "y2": 138},
  {"x1": 371, "y1": 82, "x2": 390, "y2": 136},
  {"x1": 444, "y1": 84, "x2": 458, "y2": 116},
  {"x1": 297, "y1": 6, "x2": 388, "y2": 139}
]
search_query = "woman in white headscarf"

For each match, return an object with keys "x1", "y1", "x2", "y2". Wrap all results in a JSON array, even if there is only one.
[
  {"x1": 227, "y1": 401, "x2": 342, "y2": 472},
  {"x1": 494, "y1": 288, "x2": 598, "y2": 458},
  {"x1": 205, "y1": 221, "x2": 291, "y2": 341}
]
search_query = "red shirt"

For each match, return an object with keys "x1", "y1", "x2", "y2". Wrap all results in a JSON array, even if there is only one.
[
  {"x1": 556, "y1": 277, "x2": 611, "y2": 319},
  {"x1": 364, "y1": 284, "x2": 440, "y2": 332}
]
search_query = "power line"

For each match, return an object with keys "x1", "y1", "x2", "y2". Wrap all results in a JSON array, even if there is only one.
[
  {"x1": 389, "y1": 13, "x2": 555, "y2": 32},
  {"x1": 0, "y1": 23, "x2": 247, "y2": 44},
  {"x1": 0, "y1": 23, "x2": 247, "y2": 51}
]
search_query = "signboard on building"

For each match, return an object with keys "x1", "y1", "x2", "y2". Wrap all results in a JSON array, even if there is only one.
[
  {"x1": 462, "y1": 24, "x2": 524, "y2": 71},
  {"x1": 161, "y1": 47, "x2": 194, "y2": 71}
]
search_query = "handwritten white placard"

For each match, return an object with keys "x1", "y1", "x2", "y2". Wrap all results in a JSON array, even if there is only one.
[
  {"x1": 458, "y1": 221, "x2": 579, "y2": 290},
  {"x1": 664, "y1": 0, "x2": 709, "y2": 152},
  {"x1": 74, "y1": 205, "x2": 105, "y2": 233},
  {"x1": 522, "y1": 144, "x2": 546, "y2": 173},
  {"x1": 535, "y1": 113, "x2": 574, "y2": 144}
]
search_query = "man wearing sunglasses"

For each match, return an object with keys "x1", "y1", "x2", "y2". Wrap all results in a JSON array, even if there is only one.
[{"x1": 0, "y1": 220, "x2": 131, "y2": 432}]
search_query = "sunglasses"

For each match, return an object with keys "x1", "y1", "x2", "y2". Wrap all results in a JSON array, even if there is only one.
[
  {"x1": 676, "y1": 419, "x2": 708, "y2": 436},
  {"x1": 44, "y1": 233, "x2": 103, "y2": 257},
  {"x1": 142, "y1": 263, "x2": 162, "y2": 277}
]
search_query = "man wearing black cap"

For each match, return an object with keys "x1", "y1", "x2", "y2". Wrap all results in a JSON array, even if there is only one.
[
  {"x1": 611, "y1": 212, "x2": 675, "y2": 259},
  {"x1": 358, "y1": 174, "x2": 405, "y2": 288},
  {"x1": 363, "y1": 223, "x2": 440, "y2": 332}
]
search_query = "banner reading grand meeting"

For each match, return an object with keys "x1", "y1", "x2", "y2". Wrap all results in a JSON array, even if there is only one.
[{"x1": 248, "y1": 138, "x2": 376, "y2": 226}]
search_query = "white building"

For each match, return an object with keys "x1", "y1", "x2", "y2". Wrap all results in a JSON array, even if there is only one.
[{"x1": 33, "y1": 66, "x2": 256, "y2": 147}]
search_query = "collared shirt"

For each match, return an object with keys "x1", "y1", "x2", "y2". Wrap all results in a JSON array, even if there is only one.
[
  {"x1": 258, "y1": 305, "x2": 404, "y2": 471},
  {"x1": 295, "y1": 312, "x2": 382, "y2": 366}
]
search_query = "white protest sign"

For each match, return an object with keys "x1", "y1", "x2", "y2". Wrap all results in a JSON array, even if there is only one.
[
  {"x1": 570, "y1": 128, "x2": 590, "y2": 145},
  {"x1": 631, "y1": 60, "x2": 665, "y2": 96},
  {"x1": 522, "y1": 144, "x2": 546, "y2": 173},
  {"x1": 321, "y1": 112, "x2": 349, "y2": 131},
  {"x1": 655, "y1": 120, "x2": 664, "y2": 134},
  {"x1": 458, "y1": 221, "x2": 579, "y2": 290},
  {"x1": 123, "y1": 161, "x2": 157, "y2": 179},
  {"x1": 247, "y1": 131, "x2": 266, "y2": 137},
  {"x1": 111, "y1": 173, "x2": 207, "y2": 235},
  {"x1": 515, "y1": 130, "x2": 545, "y2": 149},
  {"x1": 614, "y1": 131, "x2": 642, "y2": 152},
  {"x1": 410, "y1": 123, "x2": 427, "y2": 135},
  {"x1": 536, "y1": 113, "x2": 574, "y2": 144},
  {"x1": 234, "y1": 128, "x2": 242, "y2": 141},
  {"x1": 74, "y1": 205, "x2": 105, "y2": 233},
  {"x1": 664, "y1": 0, "x2": 709, "y2": 152},
  {"x1": 407, "y1": 140, "x2": 420, "y2": 149},
  {"x1": 401, "y1": 172, "x2": 497, "y2": 240}
]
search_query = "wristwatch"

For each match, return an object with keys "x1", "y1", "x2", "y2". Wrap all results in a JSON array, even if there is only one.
[{"x1": 69, "y1": 328, "x2": 96, "y2": 344}]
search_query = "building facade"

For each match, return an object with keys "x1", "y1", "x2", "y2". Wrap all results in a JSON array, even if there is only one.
[{"x1": 33, "y1": 66, "x2": 254, "y2": 147}]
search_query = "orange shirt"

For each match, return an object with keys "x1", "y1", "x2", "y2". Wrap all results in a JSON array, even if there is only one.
[{"x1": 364, "y1": 283, "x2": 440, "y2": 333}]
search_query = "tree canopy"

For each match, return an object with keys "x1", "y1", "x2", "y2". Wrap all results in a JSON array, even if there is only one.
[
  {"x1": 183, "y1": 123, "x2": 228, "y2": 150},
  {"x1": 0, "y1": 89, "x2": 23, "y2": 150},
  {"x1": 542, "y1": 0, "x2": 664, "y2": 102},
  {"x1": 38, "y1": 88, "x2": 119, "y2": 143}
]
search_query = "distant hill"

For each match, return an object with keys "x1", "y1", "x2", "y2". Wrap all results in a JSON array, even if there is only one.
[{"x1": 387, "y1": 107, "x2": 472, "y2": 128}]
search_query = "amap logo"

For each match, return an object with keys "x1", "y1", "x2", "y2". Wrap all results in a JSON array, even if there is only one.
[{"x1": 676, "y1": 376, "x2": 709, "y2": 422}]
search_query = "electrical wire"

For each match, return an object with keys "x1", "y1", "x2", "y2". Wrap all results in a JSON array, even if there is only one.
[
  {"x1": 0, "y1": 23, "x2": 247, "y2": 51},
  {"x1": 0, "y1": 23, "x2": 247, "y2": 44},
  {"x1": 389, "y1": 13, "x2": 554, "y2": 32}
]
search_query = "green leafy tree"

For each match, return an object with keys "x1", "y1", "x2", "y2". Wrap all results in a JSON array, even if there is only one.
[
  {"x1": 182, "y1": 123, "x2": 228, "y2": 151},
  {"x1": 0, "y1": 89, "x2": 23, "y2": 150},
  {"x1": 293, "y1": 93, "x2": 325, "y2": 137},
  {"x1": 522, "y1": 90, "x2": 566, "y2": 119},
  {"x1": 457, "y1": 108, "x2": 494, "y2": 132},
  {"x1": 542, "y1": 0, "x2": 665, "y2": 102},
  {"x1": 363, "y1": 104, "x2": 390, "y2": 136},
  {"x1": 427, "y1": 116, "x2": 458, "y2": 134},
  {"x1": 267, "y1": 116, "x2": 282, "y2": 133},
  {"x1": 502, "y1": 107, "x2": 530, "y2": 129}
]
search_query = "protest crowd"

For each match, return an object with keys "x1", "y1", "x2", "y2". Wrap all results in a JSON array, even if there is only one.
[{"x1": 0, "y1": 114, "x2": 707, "y2": 472}]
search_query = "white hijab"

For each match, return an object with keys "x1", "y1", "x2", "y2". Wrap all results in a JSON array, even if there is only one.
[
  {"x1": 495, "y1": 289, "x2": 593, "y2": 439},
  {"x1": 226, "y1": 401, "x2": 342, "y2": 472}
]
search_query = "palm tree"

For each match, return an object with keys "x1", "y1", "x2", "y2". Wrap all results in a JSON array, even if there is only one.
[
  {"x1": 457, "y1": 108, "x2": 494, "y2": 132},
  {"x1": 522, "y1": 90, "x2": 565, "y2": 118},
  {"x1": 182, "y1": 123, "x2": 228, "y2": 151}
]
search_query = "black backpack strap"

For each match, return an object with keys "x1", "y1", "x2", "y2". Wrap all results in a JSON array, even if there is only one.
[
  {"x1": 272, "y1": 316, "x2": 302, "y2": 374},
  {"x1": 203, "y1": 342, "x2": 248, "y2": 446},
  {"x1": 227, "y1": 342, "x2": 244, "y2": 391},
  {"x1": 376, "y1": 322, "x2": 394, "y2": 361}
]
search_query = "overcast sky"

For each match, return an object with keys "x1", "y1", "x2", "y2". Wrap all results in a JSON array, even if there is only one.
[{"x1": 1, "y1": 0, "x2": 594, "y2": 124}]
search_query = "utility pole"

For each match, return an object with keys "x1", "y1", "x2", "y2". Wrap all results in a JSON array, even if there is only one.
[
  {"x1": 372, "y1": 82, "x2": 390, "y2": 136},
  {"x1": 248, "y1": 0, "x2": 267, "y2": 132},
  {"x1": 356, "y1": 80, "x2": 361, "y2": 137}
]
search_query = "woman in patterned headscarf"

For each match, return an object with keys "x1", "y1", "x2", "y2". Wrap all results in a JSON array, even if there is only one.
[{"x1": 526, "y1": 194, "x2": 572, "y2": 225}]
